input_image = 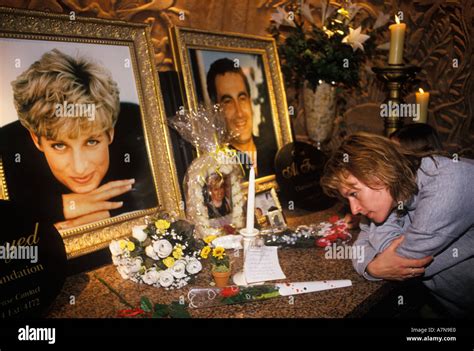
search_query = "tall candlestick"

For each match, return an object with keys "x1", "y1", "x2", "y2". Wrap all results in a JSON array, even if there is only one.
[
  {"x1": 246, "y1": 166, "x2": 255, "y2": 231},
  {"x1": 388, "y1": 15, "x2": 406, "y2": 65},
  {"x1": 415, "y1": 88, "x2": 430, "y2": 123}
]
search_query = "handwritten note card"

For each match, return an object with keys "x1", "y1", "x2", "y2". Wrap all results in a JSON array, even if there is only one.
[{"x1": 244, "y1": 246, "x2": 286, "y2": 284}]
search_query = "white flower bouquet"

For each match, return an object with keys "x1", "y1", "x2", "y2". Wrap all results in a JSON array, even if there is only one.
[{"x1": 109, "y1": 213, "x2": 206, "y2": 290}]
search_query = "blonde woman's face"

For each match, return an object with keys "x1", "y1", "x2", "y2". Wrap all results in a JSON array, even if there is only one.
[
  {"x1": 338, "y1": 173, "x2": 395, "y2": 224},
  {"x1": 30, "y1": 130, "x2": 113, "y2": 194},
  {"x1": 210, "y1": 184, "x2": 225, "y2": 204}
]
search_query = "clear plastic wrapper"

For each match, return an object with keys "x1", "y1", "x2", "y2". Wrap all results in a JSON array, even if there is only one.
[{"x1": 169, "y1": 105, "x2": 245, "y2": 238}]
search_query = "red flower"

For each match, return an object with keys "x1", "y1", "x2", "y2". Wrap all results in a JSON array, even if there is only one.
[
  {"x1": 334, "y1": 224, "x2": 347, "y2": 231},
  {"x1": 223, "y1": 225, "x2": 236, "y2": 235},
  {"x1": 325, "y1": 233, "x2": 339, "y2": 242},
  {"x1": 338, "y1": 232, "x2": 350, "y2": 241},
  {"x1": 220, "y1": 286, "x2": 240, "y2": 297},
  {"x1": 316, "y1": 238, "x2": 331, "y2": 247},
  {"x1": 328, "y1": 215, "x2": 340, "y2": 224},
  {"x1": 117, "y1": 308, "x2": 145, "y2": 317}
]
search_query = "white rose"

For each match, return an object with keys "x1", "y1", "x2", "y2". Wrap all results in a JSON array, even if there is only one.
[
  {"x1": 117, "y1": 265, "x2": 130, "y2": 279},
  {"x1": 129, "y1": 257, "x2": 143, "y2": 273},
  {"x1": 159, "y1": 270, "x2": 174, "y2": 288},
  {"x1": 171, "y1": 260, "x2": 187, "y2": 278},
  {"x1": 109, "y1": 240, "x2": 123, "y2": 256},
  {"x1": 186, "y1": 258, "x2": 202, "y2": 274},
  {"x1": 132, "y1": 225, "x2": 148, "y2": 242},
  {"x1": 145, "y1": 245, "x2": 159, "y2": 260},
  {"x1": 153, "y1": 239, "x2": 173, "y2": 258},
  {"x1": 112, "y1": 255, "x2": 121, "y2": 265},
  {"x1": 142, "y1": 269, "x2": 161, "y2": 285}
]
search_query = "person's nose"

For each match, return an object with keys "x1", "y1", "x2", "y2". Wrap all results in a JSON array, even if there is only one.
[
  {"x1": 348, "y1": 198, "x2": 363, "y2": 216},
  {"x1": 234, "y1": 100, "x2": 245, "y2": 119},
  {"x1": 71, "y1": 149, "x2": 89, "y2": 175}
]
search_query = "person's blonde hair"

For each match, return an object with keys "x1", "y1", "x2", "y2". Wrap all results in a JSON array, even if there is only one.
[
  {"x1": 208, "y1": 173, "x2": 225, "y2": 190},
  {"x1": 320, "y1": 132, "x2": 422, "y2": 204},
  {"x1": 12, "y1": 49, "x2": 120, "y2": 140}
]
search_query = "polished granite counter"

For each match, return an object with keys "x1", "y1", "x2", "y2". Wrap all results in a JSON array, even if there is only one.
[{"x1": 46, "y1": 205, "x2": 395, "y2": 318}]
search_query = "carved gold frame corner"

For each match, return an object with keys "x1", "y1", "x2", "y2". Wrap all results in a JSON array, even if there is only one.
[{"x1": 0, "y1": 7, "x2": 183, "y2": 259}]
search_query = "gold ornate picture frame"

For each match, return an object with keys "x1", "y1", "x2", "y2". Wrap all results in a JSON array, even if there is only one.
[
  {"x1": 0, "y1": 7, "x2": 182, "y2": 259},
  {"x1": 169, "y1": 26, "x2": 293, "y2": 194}
]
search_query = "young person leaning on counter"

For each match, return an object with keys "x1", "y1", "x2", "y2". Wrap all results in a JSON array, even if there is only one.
[{"x1": 321, "y1": 132, "x2": 474, "y2": 317}]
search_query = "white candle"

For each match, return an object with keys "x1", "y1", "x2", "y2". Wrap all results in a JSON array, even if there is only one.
[
  {"x1": 388, "y1": 15, "x2": 406, "y2": 65},
  {"x1": 246, "y1": 166, "x2": 255, "y2": 232},
  {"x1": 415, "y1": 88, "x2": 430, "y2": 123}
]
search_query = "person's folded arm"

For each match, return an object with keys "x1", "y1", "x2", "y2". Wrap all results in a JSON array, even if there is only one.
[
  {"x1": 396, "y1": 166, "x2": 473, "y2": 276},
  {"x1": 353, "y1": 212, "x2": 412, "y2": 280},
  {"x1": 352, "y1": 228, "x2": 381, "y2": 281}
]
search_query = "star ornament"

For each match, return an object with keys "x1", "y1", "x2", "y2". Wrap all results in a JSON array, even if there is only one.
[
  {"x1": 341, "y1": 26, "x2": 370, "y2": 52},
  {"x1": 271, "y1": 7, "x2": 296, "y2": 29}
]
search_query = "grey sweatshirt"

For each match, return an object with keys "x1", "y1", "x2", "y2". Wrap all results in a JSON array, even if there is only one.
[{"x1": 352, "y1": 156, "x2": 474, "y2": 317}]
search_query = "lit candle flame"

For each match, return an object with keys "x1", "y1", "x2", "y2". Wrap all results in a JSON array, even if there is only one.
[
  {"x1": 419, "y1": 88, "x2": 425, "y2": 94},
  {"x1": 395, "y1": 15, "x2": 400, "y2": 24}
]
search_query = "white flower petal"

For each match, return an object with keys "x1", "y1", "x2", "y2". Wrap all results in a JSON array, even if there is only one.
[
  {"x1": 132, "y1": 225, "x2": 148, "y2": 242},
  {"x1": 153, "y1": 239, "x2": 173, "y2": 258},
  {"x1": 159, "y1": 271, "x2": 174, "y2": 288}
]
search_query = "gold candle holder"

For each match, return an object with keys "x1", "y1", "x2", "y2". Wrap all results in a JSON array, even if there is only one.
[{"x1": 372, "y1": 64, "x2": 421, "y2": 136}]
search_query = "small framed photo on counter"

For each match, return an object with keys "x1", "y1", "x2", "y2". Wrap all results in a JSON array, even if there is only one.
[{"x1": 254, "y1": 187, "x2": 286, "y2": 231}]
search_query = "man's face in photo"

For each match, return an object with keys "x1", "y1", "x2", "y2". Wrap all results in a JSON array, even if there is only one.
[
  {"x1": 30, "y1": 130, "x2": 113, "y2": 194},
  {"x1": 214, "y1": 72, "x2": 253, "y2": 145}
]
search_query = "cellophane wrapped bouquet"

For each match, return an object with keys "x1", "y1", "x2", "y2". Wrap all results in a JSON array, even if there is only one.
[{"x1": 169, "y1": 105, "x2": 245, "y2": 238}]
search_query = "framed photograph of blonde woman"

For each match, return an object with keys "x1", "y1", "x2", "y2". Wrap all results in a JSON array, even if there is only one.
[{"x1": 0, "y1": 8, "x2": 181, "y2": 259}]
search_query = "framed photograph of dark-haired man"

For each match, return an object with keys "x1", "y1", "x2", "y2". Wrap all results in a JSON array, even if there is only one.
[
  {"x1": 0, "y1": 8, "x2": 182, "y2": 260},
  {"x1": 169, "y1": 27, "x2": 293, "y2": 193}
]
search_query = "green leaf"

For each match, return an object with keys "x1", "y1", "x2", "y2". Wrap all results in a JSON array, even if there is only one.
[
  {"x1": 152, "y1": 304, "x2": 169, "y2": 318},
  {"x1": 140, "y1": 296, "x2": 153, "y2": 312},
  {"x1": 169, "y1": 302, "x2": 191, "y2": 319}
]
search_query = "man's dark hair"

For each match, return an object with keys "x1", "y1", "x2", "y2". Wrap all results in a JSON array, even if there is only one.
[
  {"x1": 390, "y1": 124, "x2": 443, "y2": 152},
  {"x1": 206, "y1": 58, "x2": 251, "y2": 103}
]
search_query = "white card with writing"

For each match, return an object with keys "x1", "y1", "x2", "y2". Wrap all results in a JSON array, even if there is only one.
[{"x1": 244, "y1": 246, "x2": 286, "y2": 284}]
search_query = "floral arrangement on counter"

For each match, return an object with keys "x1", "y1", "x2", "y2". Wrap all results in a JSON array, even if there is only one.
[
  {"x1": 268, "y1": 0, "x2": 390, "y2": 89},
  {"x1": 200, "y1": 243, "x2": 231, "y2": 273},
  {"x1": 109, "y1": 212, "x2": 205, "y2": 290},
  {"x1": 264, "y1": 215, "x2": 351, "y2": 248}
]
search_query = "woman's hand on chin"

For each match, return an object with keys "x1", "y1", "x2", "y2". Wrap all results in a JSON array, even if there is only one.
[{"x1": 61, "y1": 179, "x2": 134, "y2": 220}]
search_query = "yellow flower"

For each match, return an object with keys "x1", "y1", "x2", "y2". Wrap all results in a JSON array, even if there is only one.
[
  {"x1": 155, "y1": 219, "x2": 170, "y2": 231},
  {"x1": 119, "y1": 240, "x2": 127, "y2": 250},
  {"x1": 127, "y1": 241, "x2": 135, "y2": 251},
  {"x1": 212, "y1": 247, "x2": 225, "y2": 259},
  {"x1": 203, "y1": 235, "x2": 217, "y2": 244},
  {"x1": 163, "y1": 257, "x2": 175, "y2": 268},
  {"x1": 200, "y1": 246, "x2": 211, "y2": 259},
  {"x1": 172, "y1": 247, "x2": 183, "y2": 259}
]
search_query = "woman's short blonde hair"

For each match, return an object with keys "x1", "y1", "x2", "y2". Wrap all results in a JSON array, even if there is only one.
[
  {"x1": 12, "y1": 49, "x2": 120, "y2": 140},
  {"x1": 320, "y1": 132, "x2": 422, "y2": 204},
  {"x1": 207, "y1": 173, "x2": 224, "y2": 190}
]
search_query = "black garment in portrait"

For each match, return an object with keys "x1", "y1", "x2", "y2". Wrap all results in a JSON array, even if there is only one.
[
  {"x1": 0, "y1": 102, "x2": 157, "y2": 225},
  {"x1": 230, "y1": 135, "x2": 277, "y2": 180},
  {"x1": 206, "y1": 198, "x2": 232, "y2": 219}
]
